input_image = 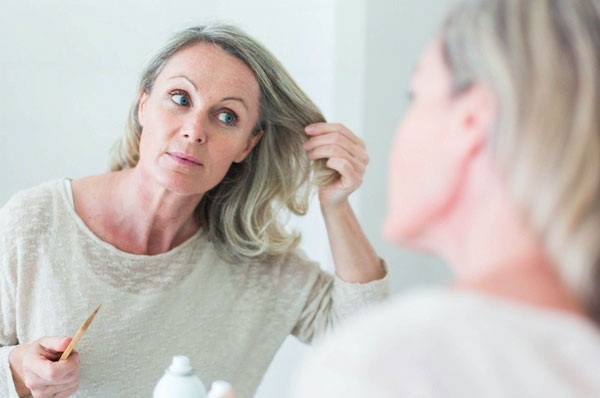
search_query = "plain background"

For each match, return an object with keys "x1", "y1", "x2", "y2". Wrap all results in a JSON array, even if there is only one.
[{"x1": 0, "y1": 0, "x2": 451, "y2": 396}]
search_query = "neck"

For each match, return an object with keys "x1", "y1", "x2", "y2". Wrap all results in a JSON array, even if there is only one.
[
  {"x1": 453, "y1": 264, "x2": 583, "y2": 315},
  {"x1": 426, "y1": 155, "x2": 583, "y2": 315},
  {"x1": 110, "y1": 168, "x2": 203, "y2": 255}
]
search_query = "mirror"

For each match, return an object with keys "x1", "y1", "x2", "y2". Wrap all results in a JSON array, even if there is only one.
[{"x1": 0, "y1": 1, "x2": 450, "y2": 396}]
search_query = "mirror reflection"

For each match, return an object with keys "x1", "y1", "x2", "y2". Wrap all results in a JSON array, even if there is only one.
[{"x1": 0, "y1": 1, "x2": 451, "y2": 397}]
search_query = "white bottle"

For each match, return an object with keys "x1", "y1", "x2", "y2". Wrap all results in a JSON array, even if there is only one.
[
  {"x1": 207, "y1": 380, "x2": 234, "y2": 398},
  {"x1": 153, "y1": 355, "x2": 208, "y2": 398}
]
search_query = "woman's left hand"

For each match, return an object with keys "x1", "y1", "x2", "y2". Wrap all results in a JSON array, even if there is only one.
[
  {"x1": 303, "y1": 122, "x2": 369, "y2": 209},
  {"x1": 303, "y1": 122, "x2": 384, "y2": 283}
]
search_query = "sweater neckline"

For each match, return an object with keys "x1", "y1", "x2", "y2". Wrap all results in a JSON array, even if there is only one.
[
  {"x1": 58, "y1": 177, "x2": 206, "y2": 261},
  {"x1": 56, "y1": 178, "x2": 211, "y2": 293}
]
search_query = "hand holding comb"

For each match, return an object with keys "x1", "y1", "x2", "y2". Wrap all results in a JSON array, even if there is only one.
[{"x1": 60, "y1": 304, "x2": 101, "y2": 361}]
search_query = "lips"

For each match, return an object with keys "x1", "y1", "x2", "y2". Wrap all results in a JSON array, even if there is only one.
[{"x1": 167, "y1": 151, "x2": 203, "y2": 166}]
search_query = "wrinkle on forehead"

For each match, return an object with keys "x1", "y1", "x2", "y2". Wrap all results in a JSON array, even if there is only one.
[{"x1": 157, "y1": 43, "x2": 260, "y2": 110}]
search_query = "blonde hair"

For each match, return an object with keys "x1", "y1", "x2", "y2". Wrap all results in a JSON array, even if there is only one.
[
  {"x1": 441, "y1": 0, "x2": 600, "y2": 323},
  {"x1": 110, "y1": 24, "x2": 337, "y2": 262}
]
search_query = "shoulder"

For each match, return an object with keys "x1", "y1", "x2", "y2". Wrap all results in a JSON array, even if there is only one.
[
  {"x1": 303, "y1": 288, "x2": 459, "y2": 364},
  {"x1": 306, "y1": 287, "x2": 565, "y2": 356},
  {"x1": 228, "y1": 247, "x2": 329, "y2": 304},
  {"x1": 293, "y1": 289, "x2": 457, "y2": 397},
  {"x1": 0, "y1": 179, "x2": 65, "y2": 238},
  {"x1": 314, "y1": 288, "x2": 461, "y2": 350},
  {"x1": 243, "y1": 246, "x2": 324, "y2": 283},
  {"x1": 293, "y1": 289, "x2": 498, "y2": 397},
  {"x1": 1, "y1": 180, "x2": 64, "y2": 214},
  {"x1": 270, "y1": 247, "x2": 329, "y2": 291},
  {"x1": 295, "y1": 289, "x2": 600, "y2": 397}
]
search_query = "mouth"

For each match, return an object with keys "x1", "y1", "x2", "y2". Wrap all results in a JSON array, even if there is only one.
[{"x1": 166, "y1": 152, "x2": 203, "y2": 167}]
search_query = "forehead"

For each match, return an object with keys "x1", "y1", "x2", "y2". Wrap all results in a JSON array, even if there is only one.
[{"x1": 157, "y1": 42, "x2": 260, "y2": 101}]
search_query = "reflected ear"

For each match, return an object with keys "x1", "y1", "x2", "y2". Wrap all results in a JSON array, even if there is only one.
[
  {"x1": 448, "y1": 83, "x2": 495, "y2": 160},
  {"x1": 234, "y1": 130, "x2": 264, "y2": 163},
  {"x1": 138, "y1": 91, "x2": 149, "y2": 127}
]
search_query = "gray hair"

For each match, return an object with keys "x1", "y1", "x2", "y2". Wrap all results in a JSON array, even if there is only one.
[
  {"x1": 441, "y1": 0, "x2": 600, "y2": 323},
  {"x1": 110, "y1": 24, "x2": 337, "y2": 262}
]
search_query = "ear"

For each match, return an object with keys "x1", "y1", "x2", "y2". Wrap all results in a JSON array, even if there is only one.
[
  {"x1": 447, "y1": 83, "x2": 495, "y2": 160},
  {"x1": 138, "y1": 91, "x2": 149, "y2": 127},
  {"x1": 234, "y1": 130, "x2": 264, "y2": 163}
]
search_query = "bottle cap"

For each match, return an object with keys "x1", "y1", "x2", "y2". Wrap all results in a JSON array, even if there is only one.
[
  {"x1": 169, "y1": 355, "x2": 194, "y2": 376},
  {"x1": 208, "y1": 380, "x2": 233, "y2": 398}
]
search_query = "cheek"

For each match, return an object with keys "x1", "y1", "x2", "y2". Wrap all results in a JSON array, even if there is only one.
[
  {"x1": 138, "y1": 111, "x2": 179, "y2": 156},
  {"x1": 138, "y1": 126, "x2": 164, "y2": 165},
  {"x1": 387, "y1": 109, "x2": 439, "y2": 203},
  {"x1": 383, "y1": 106, "x2": 459, "y2": 245},
  {"x1": 207, "y1": 137, "x2": 250, "y2": 172},
  {"x1": 137, "y1": 129, "x2": 154, "y2": 162}
]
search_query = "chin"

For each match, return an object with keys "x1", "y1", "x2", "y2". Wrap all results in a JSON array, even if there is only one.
[
  {"x1": 155, "y1": 173, "x2": 204, "y2": 196},
  {"x1": 382, "y1": 213, "x2": 410, "y2": 245},
  {"x1": 382, "y1": 210, "x2": 428, "y2": 250}
]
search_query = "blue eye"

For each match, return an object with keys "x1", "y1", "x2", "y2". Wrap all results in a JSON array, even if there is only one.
[
  {"x1": 171, "y1": 93, "x2": 190, "y2": 106},
  {"x1": 218, "y1": 111, "x2": 237, "y2": 125}
]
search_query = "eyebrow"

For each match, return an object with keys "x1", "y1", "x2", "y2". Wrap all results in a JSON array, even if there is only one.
[
  {"x1": 220, "y1": 96, "x2": 248, "y2": 111},
  {"x1": 169, "y1": 75, "x2": 197, "y2": 90},
  {"x1": 168, "y1": 75, "x2": 249, "y2": 110}
]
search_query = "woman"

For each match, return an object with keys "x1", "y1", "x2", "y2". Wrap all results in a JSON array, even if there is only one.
[
  {"x1": 293, "y1": 0, "x2": 600, "y2": 396},
  {"x1": 0, "y1": 25, "x2": 387, "y2": 397}
]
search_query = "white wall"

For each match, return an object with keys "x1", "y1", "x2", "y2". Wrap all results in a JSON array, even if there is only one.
[
  {"x1": 361, "y1": 0, "x2": 454, "y2": 294},
  {"x1": 0, "y1": 1, "x2": 453, "y2": 396},
  {"x1": 0, "y1": 0, "x2": 338, "y2": 204}
]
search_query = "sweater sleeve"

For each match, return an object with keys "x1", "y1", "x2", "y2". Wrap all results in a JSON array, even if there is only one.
[
  {"x1": 0, "y1": 347, "x2": 20, "y2": 398},
  {"x1": 291, "y1": 257, "x2": 389, "y2": 344},
  {"x1": 0, "y1": 198, "x2": 24, "y2": 398}
]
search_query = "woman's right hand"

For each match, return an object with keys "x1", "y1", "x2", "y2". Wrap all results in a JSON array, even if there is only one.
[{"x1": 9, "y1": 336, "x2": 80, "y2": 398}]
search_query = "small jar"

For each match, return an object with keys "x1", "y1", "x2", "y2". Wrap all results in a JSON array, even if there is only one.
[{"x1": 208, "y1": 380, "x2": 234, "y2": 398}]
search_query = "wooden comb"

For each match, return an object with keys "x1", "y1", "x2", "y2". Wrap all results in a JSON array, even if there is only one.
[{"x1": 60, "y1": 304, "x2": 101, "y2": 361}]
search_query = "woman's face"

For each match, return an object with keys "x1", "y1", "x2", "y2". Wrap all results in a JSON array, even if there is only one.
[
  {"x1": 383, "y1": 40, "x2": 469, "y2": 249},
  {"x1": 137, "y1": 43, "x2": 262, "y2": 196}
]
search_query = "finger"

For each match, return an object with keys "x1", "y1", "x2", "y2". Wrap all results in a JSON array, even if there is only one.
[
  {"x1": 27, "y1": 375, "x2": 79, "y2": 398},
  {"x1": 51, "y1": 380, "x2": 80, "y2": 398},
  {"x1": 303, "y1": 132, "x2": 360, "y2": 154},
  {"x1": 28, "y1": 351, "x2": 79, "y2": 384},
  {"x1": 307, "y1": 145, "x2": 366, "y2": 176},
  {"x1": 305, "y1": 123, "x2": 365, "y2": 147},
  {"x1": 31, "y1": 379, "x2": 79, "y2": 398},
  {"x1": 304, "y1": 134, "x2": 369, "y2": 165},
  {"x1": 38, "y1": 336, "x2": 72, "y2": 357},
  {"x1": 325, "y1": 158, "x2": 362, "y2": 188},
  {"x1": 307, "y1": 144, "x2": 352, "y2": 162}
]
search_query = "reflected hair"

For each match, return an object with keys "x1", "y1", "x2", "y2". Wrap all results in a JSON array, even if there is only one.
[
  {"x1": 441, "y1": 0, "x2": 600, "y2": 323},
  {"x1": 109, "y1": 24, "x2": 337, "y2": 262}
]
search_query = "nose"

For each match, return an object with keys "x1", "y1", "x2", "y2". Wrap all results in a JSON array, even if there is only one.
[{"x1": 181, "y1": 114, "x2": 207, "y2": 144}]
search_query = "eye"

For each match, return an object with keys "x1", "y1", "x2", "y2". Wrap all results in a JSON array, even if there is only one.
[
  {"x1": 217, "y1": 111, "x2": 238, "y2": 126},
  {"x1": 171, "y1": 91, "x2": 190, "y2": 106}
]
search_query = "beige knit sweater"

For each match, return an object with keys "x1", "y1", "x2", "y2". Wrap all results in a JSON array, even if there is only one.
[{"x1": 0, "y1": 180, "x2": 388, "y2": 397}]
